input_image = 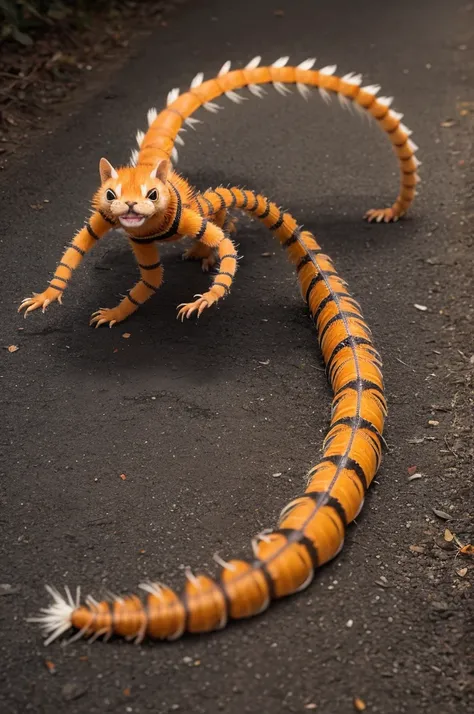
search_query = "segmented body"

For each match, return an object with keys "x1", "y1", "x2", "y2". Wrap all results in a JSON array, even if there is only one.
[{"x1": 26, "y1": 56, "x2": 419, "y2": 644}]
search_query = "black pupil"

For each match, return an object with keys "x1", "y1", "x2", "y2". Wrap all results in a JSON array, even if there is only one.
[
  {"x1": 148, "y1": 190, "x2": 157, "y2": 200},
  {"x1": 106, "y1": 190, "x2": 116, "y2": 201}
]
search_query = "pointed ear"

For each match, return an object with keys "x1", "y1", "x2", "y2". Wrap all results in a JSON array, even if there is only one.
[
  {"x1": 150, "y1": 159, "x2": 170, "y2": 183},
  {"x1": 99, "y1": 157, "x2": 118, "y2": 183}
]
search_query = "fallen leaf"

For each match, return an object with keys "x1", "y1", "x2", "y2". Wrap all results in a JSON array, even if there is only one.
[
  {"x1": 460, "y1": 544, "x2": 474, "y2": 556},
  {"x1": 7, "y1": 345, "x2": 19, "y2": 353},
  {"x1": 123, "y1": 688, "x2": 131, "y2": 697},
  {"x1": 409, "y1": 545, "x2": 425, "y2": 554},
  {"x1": 440, "y1": 120, "x2": 456, "y2": 128},
  {"x1": 45, "y1": 659, "x2": 56, "y2": 675},
  {"x1": 408, "y1": 473, "x2": 423, "y2": 481},
  {"x1": 122, "y1": 333, "x2": 131, "y2": 339},
  {"x1": 444, "y1": 529, "x2": 454, "y2": 542},
  {"x1": 119, "y1": 473, "x2": 127, "y2": 480},
  {"x1": 433, "y1": 508, "x2": 451, "y2": 520},
  {"x1": 258, "y1": 359, "x2": 270, "y2": 365},
  {"x1": 414, "y1": 304, "x2": 428, "y2": 311},
  {"x1": 354, "y1": 698, "x2": 366, "y2": 712},
  {"x1": 456, "y1": 568, "x2": 467, "y2": 577}
]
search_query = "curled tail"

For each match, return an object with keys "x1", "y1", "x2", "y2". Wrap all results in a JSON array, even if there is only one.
[
  {"x1": 30, "y1": 188, "x2": 386, "y2": 645},
  {"x1": 133, "y1": 56, "x2": 420, "y2": 223}
]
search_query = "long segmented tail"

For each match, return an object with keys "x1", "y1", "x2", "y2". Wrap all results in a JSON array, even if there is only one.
[
  {"x1": 132, "y1": 56, "x2": 420, "y2": 223},
  {"x1": 30, "y1": 188, "x2": 387, "y2": 645}
]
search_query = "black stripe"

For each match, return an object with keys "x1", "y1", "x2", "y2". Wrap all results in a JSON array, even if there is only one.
[
  {"x1": 212, "y1": 281, "x2": 230, "y2": 293},
  {"x1": 284, "y1": 229, "x2": 301, "y2": 249},
  {"x1": 156, "y1": 184, "x2": 182, "y2": 239},
  {"x1": 312, "y1": 292, "x2": 335, "y2": 321},
  {"x1": 51, "y1": 275, "x2": 68, "y2": 284},
  {"x1": 240, "y1": 191, "x2": 249, "y2": 210},
  {"x1": 126, "y1": 292, "x2": 141, "y2": 306},
  {"x1": 99, "y1": 210, "x2": 115, "y2": 225},
  {"x1": 322, "y1": 455, "x2": 368, "y2": 491},
  {"x1": 70, "y1": 244, "x2": 85, "y2": 256},
  {"x1": 319, "y1": 311, "x2": 364, "y2": 342},
  {"x1": 277, "y1": 528, "x2": 320, "y2": 567},
  {"x1": 228, "y1": 188, "x2": 238, "y2": 209},
  {"x1": 268, "y1": 210, "x2": 284, "y2": 231},
  {"x1": 303, "y1": 492, "x2": 349, "y2": 528},
  {"x1": 142, "y1": 279, "x2": 159, "y2": 292},
  {"x1": 49, "y1": 283, "x2": 65, "y2": 291},
  {"x1": 194, "y1": 196, "x2": 204, "y2": 216},
  {"x1": 202, "y1": 196, "x2": 214, "y2": 215},
  {"x1": 86, "y1": 223, "x2": 100, "y2": 240},
  {"x1": 247, "y1": 192, "x2": 259, "y2": 212},
  {"x1": 129, "y1": 236, "x2": 157, "y2": 244},
  {"x1": 214, "y1": 577, "x2": 232, "y2": 615},
  {"x1": 256, "y1": 562, "x2": 276, "y2": 599},
  {"x1": 305, "y1": 274, "x2": 324, "y2": 303},
  {"x1": 326, "y1": 336, "x2": 374, "y2": 374},
  {"x1": 219, "y1": 271, "x2": 234, "y2": 279},
  {"x1": 329, "y1": 416, "x2": 382, "y2": 440},
  {"x1": 209, "y1": 189, "x2": 227, "y2": 212},
  {"x1": 59, "y1": 262, "x2": 72, "y2": 271},
  {"x1": 138, "y1": 261, "x2": 162, "y2": 270},
  {"x1": 220, "y1": 253, "x2": 238, "y2": 261},
  {"x1": 256, "y1": 198, "x2": 271, "y2": 219},
  {"x1": 195, "y1": 218, "x2": 208, "y2": 242}
]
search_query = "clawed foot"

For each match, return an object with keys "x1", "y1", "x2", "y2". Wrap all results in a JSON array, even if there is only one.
[
  {"x1": 89, "y1": 307, "x2": 123, "y2": 328},
  {"x1": 18, "y1": 288, "x2": 62, "y2": 317},
  {"x1": 181, "y1": 246, "x2": 217, "y2": 272},
  {"x1": 364, "y1": 207, "x2": 403, "y2": 223},
  {"x1": 177, "y1": 293, "x2": 215, "y2": 321}
]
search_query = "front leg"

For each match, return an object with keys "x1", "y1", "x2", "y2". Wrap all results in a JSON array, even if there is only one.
[
  {"x1": 175, "y1": 209, "x2": 238, "y2": 321},
  {"x1": 90, "y1": 242, "x2": 163, "y2": 328},
  {"x1": 18, "y1": 211, "x2": 113, "y2": 317}
]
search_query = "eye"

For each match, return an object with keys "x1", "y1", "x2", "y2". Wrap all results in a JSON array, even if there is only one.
[
  {"x1": 106, "y1": 189, "x2": 116, "y2": 201},
  {"x1": 147, "y1": 189, "x2": 158, "y2": 201}
]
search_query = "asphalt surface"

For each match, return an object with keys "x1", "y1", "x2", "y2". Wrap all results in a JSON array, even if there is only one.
[{"x1": 1, "y1": 1, "x2": 473, "y2": 712}]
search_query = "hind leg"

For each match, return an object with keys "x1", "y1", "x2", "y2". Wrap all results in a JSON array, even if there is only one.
[{"x1": 182, "y1": 208, "x2": 237, "y2": 271}]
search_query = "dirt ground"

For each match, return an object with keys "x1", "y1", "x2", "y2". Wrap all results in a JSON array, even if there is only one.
[{"x1": 0, "y1": 1, "x2": 473, "y2": 712}]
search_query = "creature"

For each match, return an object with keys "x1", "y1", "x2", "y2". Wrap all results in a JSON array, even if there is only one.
[{"x1": 23, "y1": 56, "x2": 418, "y2": 644}]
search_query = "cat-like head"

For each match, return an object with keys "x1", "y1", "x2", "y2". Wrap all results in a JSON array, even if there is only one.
[{"x1": 94, "y1": 158, "x2": 171, "y2": 229}]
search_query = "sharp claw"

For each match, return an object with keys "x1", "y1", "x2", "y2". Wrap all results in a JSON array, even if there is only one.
[
  {"x1": 376, "y1": 214, "x2": 384, "y2": 223},
  {"x1": 24, "y1": 304, "x2": 37, "y2": 317},
  {"x1": 95, "y1": 318, "x2": 108, "y2": 329},
  {"x1": 109, "y1": 320, "x2": 117, "y2": 328},
  {"x1": 42, "y1": 299, "x2": 51, "y2": 313}
]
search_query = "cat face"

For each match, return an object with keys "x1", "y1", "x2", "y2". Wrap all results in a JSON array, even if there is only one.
[{"x1": 95, "y1": 158, "x2": 170, "y2": 229}]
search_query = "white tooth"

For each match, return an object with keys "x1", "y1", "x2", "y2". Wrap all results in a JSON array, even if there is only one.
[
  {"x1": 130, "y1": 149, "x2": 139, "y2": 166},
  {"x1": 361, "y1": 84, "x2": 381, "y2": 95},
  {"x1": 273, "y1": 82, "x2": 292, "y2": 95},
  {"x1": 191, "y1": 72, "x2": 204, "y2": 88},
  {"x1": 203, "y1": 102, "x2": 222, "y2": 113},
  {"x1": 171, "y1": 146, "x2": 178, "y2": 163},
  {"x1": 246, "y1": 55, "x2": 261, "y2": 69},
  {"x1": 136, "y1": 130, "x2": 145, "y2": 147},
  {"x1": 175, "y1": 134, "x2": 185, "y2": 146},
  {"x1": 272, "y1": 56, "x2": 289, "y2": 68},
  {"x1": 398, "y1": 122, "x2": 412, "y2": 136},
  {"x1": 248, "y1": 84, "x2": 266, "y2": 97},
  {"x1": 147, "y1": 108, "x2": 158, "y2": 126},
  {"x1": 378, "y1": 96, "x2": 393, "y2": 107},
  {"x1": 390, "y1": 110, "x2": 404, "y2": 121},
  {"x1": 167, "y1": 88, "x2": 180, "y2": 105},
  {"x1": 407, "y1": 139, "x2": 419, "y2": 152},
  {"x1": 298, "y1": 58, "x2": 316, "y2": 70},
  {"x1": 318, "y1": 87, "x2": 331, "y2": 104},
  {"x1": 297, "y1": 83, "x2": 311, "y2": 100},
  {"x1": 185, "y1": 116, "x2": 202, "y2": 129},
  {"x1": 218, "y1": 60, "x2": 231, "y2": 76},
  {"x1": 225, "y1": 90, "x2": 247, "y2": 103},
  {"x1": 320, "y1": 64, "x2": 337, "y2": 75}
]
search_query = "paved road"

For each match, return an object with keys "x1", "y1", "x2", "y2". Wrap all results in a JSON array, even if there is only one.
[{"x1": 1, "y1": 1, "x2": 473, "y2": 712}]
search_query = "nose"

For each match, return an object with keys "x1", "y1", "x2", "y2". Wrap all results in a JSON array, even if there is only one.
[{"x1": 125, "y1": 201, "x2": 137, "y2": 209}]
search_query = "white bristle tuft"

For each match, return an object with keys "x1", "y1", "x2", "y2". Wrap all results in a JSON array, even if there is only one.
[
  {"x1": 167, "y1": 88, "x2": 180, "y2": 105},
  {"x1": 185, "y1": 116, "x2": 202, "y2": 129},
  {"x1": 413, "y1": 156, "x2": 421, "y2": 168},
  {"x1": 407, "y1": 139, "x2": 419, "y2": 152},
  {"x1": 248, "y1": 84, "x2": 266, "y2": 98},
  {"x1": 203, "y1": 102, "x2": 222, "y2": 113},
  {"x1": 218, "y1": 60, "x2": 231, "y2": 76},
  {"x1": 297, "y1": 83, "x2": 311, "y2": 100},
  {"x1": 27, "y1": 586, "x2": 75, "y2": 646},
  {"x1": 361, "y1": 84, "x2": 381, "y2": 95},
  {"x1": 338, "y1": 94, "x2": 352, "y2": 111},
  {"x1": 190, "y1": 72, "x2": 204, "y2": 89},
  {"x1": 129, "y1": 149, "x2": 139, "y2": 166},
  {"x1": 273, "y1": 82, "x2": 292, "y2": 96},
  {"x1": 171, "y1": 146, "x2": 179, "y2": 163},
  {"x1": 225, "y1": 90, "x2": 247, "y2": 104},
  {"x1": 319, "y1": 64, "x2": 337, "y2": 75},
  {"x1": 390, "y1": 110, "x2": 404, "y2": 121},
  {"x1": 298, "y1": 58, "x2": 316, "y2": 70},
  {"x1": 245, "y1": 55, "x2": 261, "y2": 69},
  {"x1": 378, "y1": 96, "x2": 394, "y2": 107},
  {"x1": 398, "y1": 122, "x2": 412, "y2": 136},
  {"x1": 136, "y1": 130, "x2": 145, "y2": 147},
  {"x1": 175, "y1": 134, "x2": 185, "y2": 146},
  {"x1": 272, "y1": 56, "x2": 289, "y2": 68},
  {"x1": 342, "y1": 72, "x2": 363, "y2": 85},
  {"x1": 318, "y1": 87, "x2": 331, "y2": 104},
  {"x1": 147, "y1": 108, "x2": 158, "y2": 126}
]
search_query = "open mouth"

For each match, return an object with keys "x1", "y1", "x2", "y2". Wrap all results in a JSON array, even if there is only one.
[{"x1": 119, "y1": 212, "x2": 147, "y2": 228}]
